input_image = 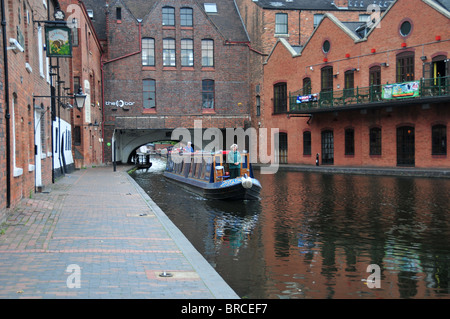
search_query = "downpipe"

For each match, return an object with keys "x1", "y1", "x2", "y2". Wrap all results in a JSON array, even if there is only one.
[{"x1": 1, "y1": 0, "x2": 11, "y2": 208}]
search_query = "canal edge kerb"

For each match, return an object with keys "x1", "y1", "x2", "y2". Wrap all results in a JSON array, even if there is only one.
[{"x1": 125, "y1": 171, "x2": 240, "y2": 299}]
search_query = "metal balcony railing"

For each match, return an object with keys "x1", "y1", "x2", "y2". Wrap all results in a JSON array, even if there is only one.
[{"x1": 289, "y1": 76, "x2": 450, "y2": 113}]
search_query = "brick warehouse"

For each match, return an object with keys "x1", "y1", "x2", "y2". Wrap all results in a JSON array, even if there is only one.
[
  {"x1": 261, "y1": 0, "x2": 449, "y2": 168},
  {"x1": 84, "y1": 0, "x2": 252, "y2": 163},
  {"x1": 1, "y1": 0, "x2": 103, "y2": 217}
]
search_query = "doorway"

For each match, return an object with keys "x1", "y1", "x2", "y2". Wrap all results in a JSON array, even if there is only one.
[
  {"x1": 275, "y1": 132, "x2": 288, "y2": 164},
  {"x1": 321, "y1": 130, "x2": 334, "y2": 165},
  {"x1": 397, "y1": 126, "x2": 415, "y2": 166}
]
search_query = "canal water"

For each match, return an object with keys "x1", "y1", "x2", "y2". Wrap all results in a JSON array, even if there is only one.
[{"x1": 131, "y1": 157, "x2": 450, "y2": 299}]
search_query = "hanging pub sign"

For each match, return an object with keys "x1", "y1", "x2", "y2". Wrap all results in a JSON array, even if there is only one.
[
  {"x1": 45, "y1": 25, "x2": 72, "y2": 57},
  {"x1": 382, "y1": 81, "x2": 420, "y2": 100}
]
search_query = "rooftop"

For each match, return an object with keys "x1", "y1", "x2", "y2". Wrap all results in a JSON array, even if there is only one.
[{"x1": 251, "y1": 0, "x2": 393, "y2": 10}]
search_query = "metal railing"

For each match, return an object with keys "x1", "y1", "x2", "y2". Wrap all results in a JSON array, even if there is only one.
[{"x1": 288, "y1": 76, "x2": 450, "y2": 113}]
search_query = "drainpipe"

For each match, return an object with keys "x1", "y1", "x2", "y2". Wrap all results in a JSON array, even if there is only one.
[
  {"x1": 101, "y1": 19, "x2": 142, "y2": 165},
  {"x1": 1, "y1": 0, "x2": 11, "y2": 208}
]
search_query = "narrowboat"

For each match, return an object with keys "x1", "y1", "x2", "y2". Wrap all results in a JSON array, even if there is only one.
[{"x1": 163, "y1": 150, "x2": 261, "y2": 200}]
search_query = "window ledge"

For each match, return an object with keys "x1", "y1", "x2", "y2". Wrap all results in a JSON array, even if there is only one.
[
  {"x1": 181, "y1": 67, "x2": 194, "y2": 71},
  {"x1": 202, "y1": 109, "x2": 216, "y2": 114},
  {"x1": 13, "y1": 167, "x2": 24, "y2": 177},
  {"x1": 143, "y1": 108, "x2": 157, "y2": 114},
  {"x1": 275, "y1": 34, "x2": 289, "y2": 38},
  {"x1": 142, "y1": 66, "x2": 156, "y2": 71},
  {"x1": 163, "y1": 66, "x2": 177, "y2": 71},
  {"x1": 202, "y1": 67, "x2": 215, "y2": 72}
]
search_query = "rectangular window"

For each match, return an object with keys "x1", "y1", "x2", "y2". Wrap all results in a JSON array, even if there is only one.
[
  {"x1": 116, "y1": 7, "x2": 121, "y2": 20},
  {"x1": 162, "y1": 7, "x2": 175, "y2": 26},
  {"x1": 432, "y1": 125, "x2": 447, "y2": 155},
  {"x1": 202, "y1": 39, "x2": 214, "y2": 67},
  {"x1": 202, "y1": 80, "x2": 214, "y2": 109},
  {"x1": 345, "y1": 129, "x2": 355, "y2": 155},
  {"x1": 256, "y1": 96, "x2": 261, "y2": 117},
  {"x1": 275, "y1": 13, "x2": 288, "y2": 34},
  {"x1": 74, "y1": 76, "x2": 80, "y2": 93},
  {"x1": 74, "y1": 126, "x2": 81, "y2": 146},
  {"x1": 38, "y1": 26, "x2": 44, "y2": 77},
  {"x1": 370, "y1": 127, "x2": 382, "y2": 155},
  {"x1": 181, "y1": 39, "x2": 194, "y2": 67},
  {"x1": 163, "y1": 38, "x2": 176, "y2": 66},
  {"x1": 303, "y1": 131, "x2": 311, "y2": 155},
  {"x1": 396, "y1": 52, "x2": 415, "y2": 82},
  {"x1": 180, "y1": 7, "x2": 193, "y2": 27},
  {"x1": 71, "y1": 19, "x2": 79, "y2": 46},
  {"x1": 273, "y1": 82, "x2": 287, "y2": 114},
  {"x1": 142, "y1": 38, "x2": 155, "y2": 66},
  {"x1": 143, "y1": 79, "x2": 156, "y2": 109},
  {"x1": 303, "y1": 77, "x2": 311, "y2": 95}
]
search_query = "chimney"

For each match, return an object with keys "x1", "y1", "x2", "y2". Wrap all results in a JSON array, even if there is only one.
[{"x1": 332, "y1": 0, "x2": 348, "y2": 9}]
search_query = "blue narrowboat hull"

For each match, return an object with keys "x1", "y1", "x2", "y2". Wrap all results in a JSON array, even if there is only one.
[{"x1": 163, "y1": 171, "x2": 262, "y2": 200}]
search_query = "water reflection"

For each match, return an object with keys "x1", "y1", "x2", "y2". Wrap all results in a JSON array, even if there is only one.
[{"x1": 132, "y1": 158, "x2": 450, "y2": 299}]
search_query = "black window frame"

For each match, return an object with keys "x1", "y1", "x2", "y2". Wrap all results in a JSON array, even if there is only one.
[
  {"x1": 180, "y1": 7, "x2": 193, "y2": 27},
  {"x1": 273, "y1": 82, "x2": 287, "y2": 114},
  {"x1": 275, "y1": 13, "x2": 288, "y2": 34},
  {"x1": 396, "y1": 51, "x2": 415, "y2": 82},
  {"x1": 143, "y1": 79, "x2": 156, "y2": 109},
  {"x1": 181, "y1": 38, "x2": 194, "y2": 67},
  {"x1": 370, "y1": 127, "x2": 382, "y2": 156},
  {"x1": 162, "y1": 38, "x2": 176, "y2": 67},
  {"x1": 142, "y1": 38, "x2": 155, "y2": 66},
  {"x1": 432, "y1": 124, "x2": 447, "y2": 155},
  {"x1": 162, "y1": 6, "x2": 175, "y2": 26},
  {"x1": 202, "y1": 79, "x2": 215, "y2": 109},
  {"x1": 303, "y1": 131, "x2": 311, "y2": 155},
  {"x1": 345, "y1": 128, "x2": 355, "y2": 156},
  {"x1": 201, "y1": 39, "x2": 214, "y2": 67}
]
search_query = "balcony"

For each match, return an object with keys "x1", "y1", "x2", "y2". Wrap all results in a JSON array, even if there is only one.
[{"x1": 288, "y1": 76, "x2": 450, "y2": 114}]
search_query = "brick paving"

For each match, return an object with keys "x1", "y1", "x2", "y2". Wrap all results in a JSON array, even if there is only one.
[{"x1": 0, "y1": 166, "x2": 238, "y2": 299}]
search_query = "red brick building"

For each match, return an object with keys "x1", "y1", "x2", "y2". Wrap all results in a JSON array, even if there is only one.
[
  {"x1": 1, "y1": 0, "x2": 66, "y2": 214},
  {"x1": 85, "y1": 0, "x2": 251, "y2": 163},
  {"x1": 261, "y1": 0, "x2": 449, "y2": 168},
  {"x1": 60, "y1": 0, "x2": 104, "y2": 169},
  {"x1": 235, "y1": 0, "x2": 392, "y2": 131}
]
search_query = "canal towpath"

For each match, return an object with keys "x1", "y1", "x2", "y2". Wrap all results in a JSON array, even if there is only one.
[{"x1": 0, "y1": 165, "x2": 239, "y2": 299}]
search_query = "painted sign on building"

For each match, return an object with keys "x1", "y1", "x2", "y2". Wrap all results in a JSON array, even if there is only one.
[{"x1": 382, "y1": 81, "x2": 420, "y2": 100}]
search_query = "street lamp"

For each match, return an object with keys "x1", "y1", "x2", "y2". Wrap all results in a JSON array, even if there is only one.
[{"x1": 73, "y1": 87, "x2": 87, "y2": 109}]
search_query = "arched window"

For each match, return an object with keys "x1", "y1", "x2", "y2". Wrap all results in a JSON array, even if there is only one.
[
  {"x1": 273, "y1": 82, "x2": 287, "y2": 114},
  {"x1": 163, "y1": 38, "x2": 176, "y2": 66},
  {"x1": 143, "y1": 79, "x2": 156, "y2": 109},
  {"x1": 162, "y1": 6, "x2": 175, "y2": 26},
  {"x1": 396, "y1": 51, "x2": 414, "y2": 82},
  {"x1": 180, "y1": 7, "x2": 193, "y2": 27},
  {"x1": 142, "y1": 38, "x2": 155, "y2": 66},
  {"x1": 202, "y1": 80, "x2": 214, "y2": 109}
]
